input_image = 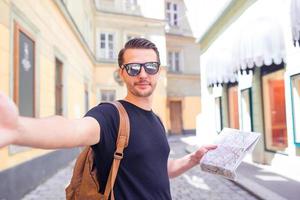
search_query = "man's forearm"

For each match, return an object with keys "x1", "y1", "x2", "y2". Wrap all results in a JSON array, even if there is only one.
[
  {"x1": 14, "y1": 116, "x2": 87, "y2": 149},
  {"x1": 168, "y1": 144, "x2": 217, "y2": 178},
  {"x1": 168, "y1": 153, "x2": 198, "y2": 178}
]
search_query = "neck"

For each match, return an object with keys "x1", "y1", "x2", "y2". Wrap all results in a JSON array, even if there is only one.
[{"x1": 124, "y1": 94, "x2": 153, "y2": 111}]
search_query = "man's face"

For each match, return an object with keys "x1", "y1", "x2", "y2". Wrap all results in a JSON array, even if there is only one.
[{"x1": 119, "y1": 48, "x2": 160, "y2": 98}]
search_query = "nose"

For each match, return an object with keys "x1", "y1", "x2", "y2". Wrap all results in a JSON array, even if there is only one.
[{"x1": 138, "y1": 65, "x2": 148, "y2": 77}]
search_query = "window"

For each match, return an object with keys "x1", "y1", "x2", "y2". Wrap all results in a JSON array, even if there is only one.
[
  {"x1": 228, "y1": 85, "x2": 239, "y2": 129},
  {"x1": 101, "y1": 90, "x2": 116, "y2": 102},
  {"x1": 55, "y1": 58, "x2": 63, "y2": 115},
  {"x1": 166, "y1": 2, "x2": 178, "y2": 26},
  {"x1": 262, "y1": 69, "x2": 287, "y2": 151},
  {"x1": 240, "y1": 89, "x2": 252, "y2": 131},
  {"x1": 215, "y1": 97, "x2": 223, "y2": 133},
  {"x1": 100, "y1": 33, "x2": 114, "y2": 59},
  {"x1": 14, "y1": 23, "x2": 35, "y2": 117},
  {"x1": 125, "y1": 0, "x2": 138, "y2": 9},
  {"x1": 126, "y1": 0, "x2": 137, "y2": 5},
  {"x1": 291, "y1": 74, "x2": 300, "y2": 145},
  {"x1": 10, "y1": 22, "x2": 35, "y2": 154},
  {"x1": 168, "y1": 51, "x2": 180, "y2": 72},
  {"x1": 85, "y1": 83, "x2": 89, "y2": 112}
]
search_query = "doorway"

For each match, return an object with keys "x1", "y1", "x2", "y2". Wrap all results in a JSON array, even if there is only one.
[{"x1": 170, "y1": 100, "x2": 183, "y2": 134}]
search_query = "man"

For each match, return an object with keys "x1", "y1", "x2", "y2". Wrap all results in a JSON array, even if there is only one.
[{"x1": 0, "y1": 38, "x2": 216, "y2": 199}]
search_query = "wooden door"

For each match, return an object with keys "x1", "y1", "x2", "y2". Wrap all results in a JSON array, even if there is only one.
[
  {"x1": 228, "y1": 85, "x2": 239, "y2": 129},
  {"x1": 269, "y1": 79, "x2": 287, "y2": 148},
  {"x1": 170, "y1": 101, "x2": 183, "y2": 134},
  {"x1": 262, "y1": 69, "x2": 288, "y2": 151}
]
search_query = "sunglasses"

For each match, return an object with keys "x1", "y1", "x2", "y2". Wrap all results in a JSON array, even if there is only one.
[{"x1": 122, "y1": 62, "x2": 160, "y2": 76}]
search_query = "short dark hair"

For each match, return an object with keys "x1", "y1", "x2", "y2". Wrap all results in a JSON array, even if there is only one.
[{"x1": 118, "y1": 38, "x2": 160, "y2": 67}]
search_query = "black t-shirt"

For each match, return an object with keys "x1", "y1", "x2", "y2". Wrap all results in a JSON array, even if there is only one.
[{"x1": 85, "y1": 100, "x2": 171, "y2": 200}]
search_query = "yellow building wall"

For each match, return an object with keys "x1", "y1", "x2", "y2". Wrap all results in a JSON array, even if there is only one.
[
  {"x1": 0, "y1": 0, "x2": 96, "y2": 171},
  {"x1": 165, "y1": 96, "x2": 201, "y2": 133},
  {"x1": 0, "y1": 0, "x2": 9, "y2": 94},
  {"x1": 182, "y1": 96, "x2": 201, "y2": 130},
  {"x1": 94, "y1": 64, "x2": 127, "y2": 101},
  {"x1": 152, "y1": 67, "x2": 168, "y2": 129}
]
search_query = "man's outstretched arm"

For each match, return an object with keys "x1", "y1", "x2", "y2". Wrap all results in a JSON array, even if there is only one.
[
  {"x1": 0, "y1": 92, "x2": 100, "y2": 149},
  {"x1": 167, "y1": 144, "x2": 217, "y2": 178}
]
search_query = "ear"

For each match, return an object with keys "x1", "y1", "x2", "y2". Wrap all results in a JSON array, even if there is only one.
[
  {"x1": 119, "y1": 68, "x2": 125, "y2": 81},
  {"x1": 158, "y1": 65, "x2": 162, "y2": 75}
]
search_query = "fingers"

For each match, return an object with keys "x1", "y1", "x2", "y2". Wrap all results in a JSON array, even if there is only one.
[
  {"x1": 195, "y1": 144, "x2": 217, "y2": 157},
  {"x1": 191, "y1": 144, "x2": 218, "y2": 164},
  {"x1": 0, "y1": 92, "x2": 18, "y2": 114},
  {"x1": 203, "y1": 144, "x2": 218, "y2": 150}
]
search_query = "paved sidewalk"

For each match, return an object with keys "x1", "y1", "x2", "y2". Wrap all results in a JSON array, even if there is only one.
[
  {"x1": 184, "y1": 136, "x2": 300, "y2": 200},
  {"x1": 22, "y1": 136, "x2": 258, "y2": 200},
  {"x1": 235, "y1": 162, "x2": 300, "y2": 200}
]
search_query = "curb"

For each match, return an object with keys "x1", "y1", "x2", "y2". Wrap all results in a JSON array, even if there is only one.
[{"x1": 233, "y1": 175, "x2": 287, "y2": 200}]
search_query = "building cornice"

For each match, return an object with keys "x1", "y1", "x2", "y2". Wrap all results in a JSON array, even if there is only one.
[
  {"x1": 167, "y1": 73, "x2": 200, "y2": 80},
  {"x1": 96, "y1": 10, "x2": 166, "y2": 25},
  {"x1": 53, "y1": 0, "x2": 97, "y2": 63},
  {"x1": 197, "y1": 0, "x2": 257, "y2": 54},
  {"x1": 166, "y1": 33, "x2": 196, "y2": 41}
]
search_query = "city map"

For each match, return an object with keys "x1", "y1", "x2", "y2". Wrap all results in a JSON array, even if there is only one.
[{"x1": 200, "y1": 128, "x2": 261, "y2": 180}]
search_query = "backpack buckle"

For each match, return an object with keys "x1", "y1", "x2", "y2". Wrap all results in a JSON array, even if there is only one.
[{"x1": 114, "y1": 152, "x2": 123, "y2": 160}]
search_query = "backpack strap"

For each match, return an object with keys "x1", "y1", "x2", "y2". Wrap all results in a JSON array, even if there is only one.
[{"x1": 103, "y1": 101, "x2": 130, "y2": 200}]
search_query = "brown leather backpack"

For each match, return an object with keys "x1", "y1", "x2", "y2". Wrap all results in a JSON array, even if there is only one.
[{"x1": 65, "y1": 101, "x2": 130, "y2": 200}]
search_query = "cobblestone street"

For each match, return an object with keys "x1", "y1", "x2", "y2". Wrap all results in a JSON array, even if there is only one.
[{"x1": 22, "y1": 137, "x2": 258, "y2": 200}]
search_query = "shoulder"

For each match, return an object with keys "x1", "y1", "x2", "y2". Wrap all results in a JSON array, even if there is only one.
[
  {"x1": 85, "y1": 102, "x2": 118, "y2": 116},
  {"x1": 84, "y1": 102, "x2": 120, "y2": 125}
]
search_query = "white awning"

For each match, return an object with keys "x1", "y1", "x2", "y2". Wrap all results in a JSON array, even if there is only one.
[
  {"x1": 206, "y1": 49, "x2": 237, "y2": 87},
  {"x1": 233, "y1": 17, "x2": 286, "y2": 72},
  {"x1": 291, "y1": 0, "x2": 300, "y2": 46}
]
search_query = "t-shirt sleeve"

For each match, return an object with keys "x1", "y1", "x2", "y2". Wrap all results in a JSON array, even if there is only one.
[{"x1": 84, "y1": 103, "x2": 119, "y2": 147}]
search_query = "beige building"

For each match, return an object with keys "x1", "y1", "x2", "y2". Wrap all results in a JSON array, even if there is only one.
[
  {"x1": 165, "y1": 0, "x2": 201, "y2": 135},
  {"x1": 0, "y1": 0, "x2": 202, "y2": 198},
  {"x1": 0, "y1": 0, "x2": 95, "y2": 199},
  {"x1": 93, "y1": 0, "x2": 168, "y2": 125}
]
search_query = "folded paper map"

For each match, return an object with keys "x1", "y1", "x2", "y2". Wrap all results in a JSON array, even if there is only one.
[{"x1": 199, "y1": 128, "x2": 260, "y2": 180}]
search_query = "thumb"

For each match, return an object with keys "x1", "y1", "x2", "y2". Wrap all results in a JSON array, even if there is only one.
[{"x1": 204, "y1": 144, "x2": 218, "y2": 150}]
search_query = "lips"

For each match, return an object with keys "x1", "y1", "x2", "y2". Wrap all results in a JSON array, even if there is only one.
[{"x1": 134, "y1": 81, "x2": 151, "y2": 86}]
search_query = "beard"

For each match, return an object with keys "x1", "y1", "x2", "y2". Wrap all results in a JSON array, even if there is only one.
[{"x1": 127, "y1": 80, "x2": 157, "y2": 97}]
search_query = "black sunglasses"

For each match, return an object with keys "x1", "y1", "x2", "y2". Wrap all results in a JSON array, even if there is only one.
[{"x1": 122, "y1": 62, "x2": 160, "y2": 76}]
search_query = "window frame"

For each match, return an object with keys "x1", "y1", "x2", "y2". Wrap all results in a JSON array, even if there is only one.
[
  {"x1": 85, "y1": 83, "x2": 89, "y2": 112},
  {"x1": 166, "y1": 2, "x2": 178, "y2": 26},
  {"x1": 168, "y1": 51, "x2": 181, "y2": 72},
  {"x1": 215, "y1": 97, "x2": 223, "y2": 133},
  {"x1": 261, "y1": 67, "x2": 288, "y2": 153},
  {"x1": 55, "y1": 58, "x2": 63, "y2": 115},
  {"x1": 100, "y1": 89, "x2": 116, "y2": 102},
  {"x1": 13, "y1": 21, "x2": 36, "y2": 117},
  {"x1": 240, "y1": 88, "x2": 253, "y2": 132},
  {"x1": 99, "y1": 32, "x2": 115, "y2": 60},
  {"x1": 290, "y1": 73, "x2": 300, "y2": 146}
]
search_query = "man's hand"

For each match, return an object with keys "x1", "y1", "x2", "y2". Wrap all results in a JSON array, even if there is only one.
[
  {"x1": 0, "y1": 91, "x2": 100, "y2": 149},
  {"x1": 168, "y1": 144, "x2": 217, "y2": 178},
  {"x1": 0, "y1": 92, "x2": 20, "y2": 148},
  {"x1": 190, "y1": 144, "x2": 218, "y2": 165}
]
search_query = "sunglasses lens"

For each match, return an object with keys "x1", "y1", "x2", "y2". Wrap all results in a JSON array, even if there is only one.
[
  {"x1": 124, "y1": 62, "x2": 159, "y2": 76},
  {"x1": 126, "y1": 64, "x2": 141, "y2": 76},
  {"x1": 144, "y1": 62, "x2": 159, "y2": 74}
]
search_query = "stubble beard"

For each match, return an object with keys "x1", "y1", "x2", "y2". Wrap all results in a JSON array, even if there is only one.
[{"x1": 128, "y1": 82, "x2": 156, "y2": 98}]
